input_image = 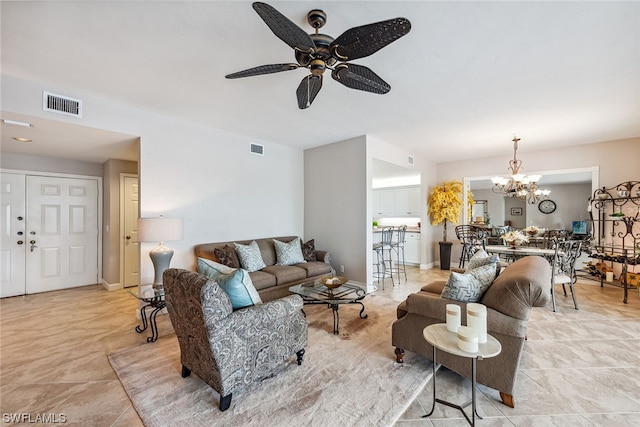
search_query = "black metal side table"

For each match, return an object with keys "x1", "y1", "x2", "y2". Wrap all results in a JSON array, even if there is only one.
[{"x1": 129, "y1": 288, "x2": 166, "y2": 343}]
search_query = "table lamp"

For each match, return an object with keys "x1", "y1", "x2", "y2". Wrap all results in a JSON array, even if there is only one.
[{"x1": 137, "y1": 216, "x2": 183, "y2": 291}]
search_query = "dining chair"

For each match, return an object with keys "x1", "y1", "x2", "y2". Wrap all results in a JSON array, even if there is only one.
[
  {"x1": 544, "y1": 229, "x2": 569, "y2": 249},
  {"x1": 455, "y1": 225, "x2": 488, "y2": 268},
  {"x1": 373, "y1": 226, "x2": 394, "y2": 289},
  {"x1": 550, "y1": 239, "x2": 582, "y2": 312}
]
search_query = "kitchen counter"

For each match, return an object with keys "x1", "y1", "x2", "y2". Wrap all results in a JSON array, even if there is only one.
[{"x1": 373, "y1": 226, "x2": 421, "y2": 233}]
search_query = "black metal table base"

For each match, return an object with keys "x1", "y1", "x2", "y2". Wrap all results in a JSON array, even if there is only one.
[
  {"x1": 135, "y1": 301, "x2": 167, "y2": 342},
  {"x1": 302, "y1": 300, "x2": 368, "y2": 334},
  {"x1": 423, "y1": 346, "x2": 483, "y2": 426}
]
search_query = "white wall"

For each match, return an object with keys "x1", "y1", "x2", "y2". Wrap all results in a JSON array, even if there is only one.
[
  {"x1": 304, "y1": 136, "x2": 367, "y2": 281},
  {"x1": 3, "y1": 75, "x2": 305, "y2": 285},
  {"x1": 525, "y1": 183, "x2": 591, "y2": 230},
  {"x1": 1, "y1": 152, "x2": 103, "y2": 176}
]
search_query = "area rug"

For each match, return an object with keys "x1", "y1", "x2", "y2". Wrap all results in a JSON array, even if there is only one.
[{"x1": 108, "y1": 293, "x2": 432, "y2": 426}]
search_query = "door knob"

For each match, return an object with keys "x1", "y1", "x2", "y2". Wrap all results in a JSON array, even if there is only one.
[
  {"x1": 17, "y1": 240, "x2": 24, "y2": 245},
  {"x1": 17, "y1": 231, "x2": 23, "y2": 235},
  {"x1": 126, "y1": 235, "x2": 131, "y2": 240},
  {"x1": 29, "y1": 240, "x2": 38, "y2": 252},
  {"x1": 30, "y1": 231, "x2": 36, "y2": 235}
]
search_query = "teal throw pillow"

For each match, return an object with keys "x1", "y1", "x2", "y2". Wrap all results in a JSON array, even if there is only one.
[
  {"x1": 273, "y1": 238, "x2": 306, "y2": 265},
  {"x1": 441, "y1": 263, "x2": 497, "y2": 302},
  {"x1": 197, "y1": 257, "x2": 262, "y2": 310},
  {"x1": 234, "y1": 240, "x2": 266, "y2": 272}
]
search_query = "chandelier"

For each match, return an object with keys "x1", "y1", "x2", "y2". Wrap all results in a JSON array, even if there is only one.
[{"x1": 491, "y1": 136, "x2": 550, "y2": 204}]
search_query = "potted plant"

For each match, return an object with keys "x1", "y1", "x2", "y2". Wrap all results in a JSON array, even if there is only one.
[{"x1": 428, "y1": 180, "x2": 464, "y2": 270}]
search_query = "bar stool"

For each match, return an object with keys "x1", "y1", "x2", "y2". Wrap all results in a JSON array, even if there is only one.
[
  {"x1": 373, "y1": 226, "x2": 394, "y2": 289},
  {"x1": 390, "y1": 225, "x2": 407, "y2": 283}
]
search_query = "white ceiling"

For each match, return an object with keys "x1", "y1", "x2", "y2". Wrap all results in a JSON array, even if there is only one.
[{"x1": 1, "y1": 1, "x2": 639, "y2": 165}]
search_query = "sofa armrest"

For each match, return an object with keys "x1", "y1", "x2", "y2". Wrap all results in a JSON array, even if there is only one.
[
  {"x1": 315, "y1": 250, "x2": 331, "y2": 264},
  {"x1": 403, "y1": 291, "x2": 527, "y2": 338}
]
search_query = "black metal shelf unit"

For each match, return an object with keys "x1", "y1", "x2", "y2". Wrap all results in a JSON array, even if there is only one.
[{"x1": 588, "y1": 181, "x2": 640, "y2": 303}]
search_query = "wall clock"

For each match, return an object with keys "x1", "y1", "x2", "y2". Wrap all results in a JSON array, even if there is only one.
[{"x1": 538, "y1": 199, "x2": 557, "y2": 214}]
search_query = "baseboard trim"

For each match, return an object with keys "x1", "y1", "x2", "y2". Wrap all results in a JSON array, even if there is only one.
[
  {"x1": 420, "y1": 262, "x2": 437, "y2": 270},
  {"x1": 101, "y1": 279, "x2": 122, "y2": 292}
]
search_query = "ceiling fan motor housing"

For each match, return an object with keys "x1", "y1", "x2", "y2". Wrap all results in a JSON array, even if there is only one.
[
  {"x1": 307, "y1": 9, "x2": 327, "y2": 29},
  {"x1": 294, "y1": 33, "x2": 337, "y2": 69}
]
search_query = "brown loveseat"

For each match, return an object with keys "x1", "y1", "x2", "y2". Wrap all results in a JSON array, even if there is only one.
[
  {"x1": 195, "y1": 236, "x2": 334, "y2": 303},
  {"x1": 391, "y1": 256, "x2": 551, "y2": 408}
]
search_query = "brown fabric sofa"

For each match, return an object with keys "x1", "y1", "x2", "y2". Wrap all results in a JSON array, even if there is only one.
[
  {"x1": 195, "y1": 236, "x2": 334, "y2": 303},
  {"x1": 391, "y1": 256, "x2": 551, "y2": 408}
]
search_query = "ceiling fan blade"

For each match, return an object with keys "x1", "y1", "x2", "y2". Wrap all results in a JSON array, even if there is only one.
[
  {"x1": 331, "y1": 63, "x2": 390, "y2": 94},
  {"x1": 296, "y1": 75, "x2": 323, "y2": 109},
  {"x1": 330, "y1": 18, "x2": 411, "y2": 62},
  {"x1": 225, "y1": 63, "x2": 301, "y2": 79},
  {"x1": 253, "y1": 2, "x2": 315, "y2": 53}
]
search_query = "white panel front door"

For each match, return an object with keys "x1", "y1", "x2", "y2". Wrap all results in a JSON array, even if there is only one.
[
  {"x1": 122, "y1": 175, "x2": 139, "y2": 288},
  {"x1": 0, "y1": 173, "x2": 27, "y2": 297},
  {"x1": 25, "y1": 175, "x2": 99, "y2": 294}
]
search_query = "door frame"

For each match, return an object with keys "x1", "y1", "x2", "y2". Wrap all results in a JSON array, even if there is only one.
[
  {"x1": 1, "y1": 168, "x2": 103, "y2": 285},
  {"x1": 119, "y1": 173, "x2": 139, "y2": 288}
]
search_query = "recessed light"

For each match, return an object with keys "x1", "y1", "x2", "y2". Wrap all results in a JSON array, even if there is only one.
[
  {"x1": 1, "y1": 119, "x2": 34, "y2": 128},
  {"x1": 13, "y1": 137, "x2": 32, "y2": 143}
]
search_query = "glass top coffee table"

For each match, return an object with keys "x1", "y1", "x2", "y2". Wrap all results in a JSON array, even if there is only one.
[{"x1": 289, "y1": 279, "x2": 377, "y2": 335}]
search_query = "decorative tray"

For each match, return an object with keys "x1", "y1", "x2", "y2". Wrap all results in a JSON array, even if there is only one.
[{"x1": 320, "y1": 275, "x2": 348, "y2": 289}]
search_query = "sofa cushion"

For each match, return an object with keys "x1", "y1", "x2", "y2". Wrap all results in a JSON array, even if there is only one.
[
  {"x1": 248, "y1": 270, "x2": 277, "y2": 290},
  {"x1": 294, "y1": 261, "x2": 332, "y2": 277},
  {"x1": 196, "y1": 258, "x2": 262, "y2": 310},
  {"x1": 273, "y1": 238, "x2": 306, "y2": 266},
  {"x1": 440, "y1": 263, "x2": 497, "y2": 302},
  {"x1": 234, "y1": 240, "x2": 267, "y2": 272},
  {"x1": 213, "y1": 245, "x2": 240, "y2": 269},
  {"x1": 262, "y1": 265, "x2": 307, "y2": 285},
  {"x1": 481, "y1": 256, "x2": 551, "y2": 320},
  {"x1": 301, "y1": 239, "x2": 317, "y2": 261}
]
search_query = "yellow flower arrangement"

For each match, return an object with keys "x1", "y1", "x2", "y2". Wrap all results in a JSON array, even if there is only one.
[{"x1": 428, "y1": 180, "x2": 463, "y2": 241}]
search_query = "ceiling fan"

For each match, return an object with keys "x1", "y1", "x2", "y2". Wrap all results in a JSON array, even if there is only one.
[{"x1": 225, "y1": 2, "x2": 412, "y2": 109}]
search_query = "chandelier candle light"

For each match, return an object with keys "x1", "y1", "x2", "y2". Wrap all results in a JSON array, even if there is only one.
[{"x1": 491, "y1": 136, "x2": 550, "y2": 204}]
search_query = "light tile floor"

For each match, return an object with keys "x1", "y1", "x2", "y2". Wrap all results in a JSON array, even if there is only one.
[{"x1": 1, "y1": 265, "x2": 639, "y2": 426}]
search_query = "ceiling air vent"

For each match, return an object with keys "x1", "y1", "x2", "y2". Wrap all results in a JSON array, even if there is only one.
[
  {"x1": 250, "y1": 142, "x2": 264, "y2": 156},
  {"x1": 407, "y1": 155, "x2": 415, "y2": 166},
  {"x1": 43, "y1": 91, "x2": 83, "y2": 118}
]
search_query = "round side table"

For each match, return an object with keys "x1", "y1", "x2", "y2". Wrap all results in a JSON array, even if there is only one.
[{"x1": 422, "y1": 323, "x2": 501, "y2": 426}]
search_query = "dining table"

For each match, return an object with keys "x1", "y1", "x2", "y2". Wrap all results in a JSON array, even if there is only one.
[{"x1": 484, "y1": 245, "x2": 556, "y2": 262}]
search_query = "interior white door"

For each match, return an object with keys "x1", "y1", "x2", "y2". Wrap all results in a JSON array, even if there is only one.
[
  {"x1": 1, "y1": 173, "x2": 27, "y2": 297},
  {"x1": 26, "y1": 175, "x2": 99, "y2": 293},
  {"x1": 121, "y1": 175, "x2": 139, "y2": 288}
]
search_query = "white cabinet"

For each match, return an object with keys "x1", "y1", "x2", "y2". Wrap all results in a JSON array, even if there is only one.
[
  {"x1": 404, "y1": 232, "x2": 421, "y2": 264},
  {"x1": 373, "y1": 189, "x2": 395, "y2": 216},
  {"x1": 373, "y1": 186, "x2": 421, "y2": 217}
]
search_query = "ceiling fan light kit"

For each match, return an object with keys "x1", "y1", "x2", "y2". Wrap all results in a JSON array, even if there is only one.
[{"x1": 225, "y1": 2, "x2": 411, "y2": 109}]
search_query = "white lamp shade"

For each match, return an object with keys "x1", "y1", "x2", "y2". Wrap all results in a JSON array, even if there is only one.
[{"x1": 138, "y1": 217, "x2": 183, "y2": 243}]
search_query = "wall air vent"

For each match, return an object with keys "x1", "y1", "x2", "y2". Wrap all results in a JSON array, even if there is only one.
[
  {"x1": 407, "y1": 155, "x2": 415, "y2": 166},
  {"x1": 43, "y1": 91, "x2": 83, "y2": 118},
  {"x1": 250, "y1": 142, "x2": 264, "y2": 156}
]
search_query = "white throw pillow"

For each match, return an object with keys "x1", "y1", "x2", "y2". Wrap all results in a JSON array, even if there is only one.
[
  {"x1": 233, "y1": 240, "x2": 267, "y2": 272},
  {"x1": 441, "y1": 263, "x2": 497, "y2": 302},
  {"x1": 273, "y1": 238, "x2": 306, "y2": 266}
]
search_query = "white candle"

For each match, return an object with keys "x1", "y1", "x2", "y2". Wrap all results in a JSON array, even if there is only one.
[
  {"x1": 457, "y1": 325, "x2": 479, "y2": 353},
  {"x1": 446, "y1": 304, "x2": 461, "y2": 333},
  {"x1": 606, "y1": 271, "x2": 614, "y2": 282},
  {"x1": 467, "y1": 303, "x2": 487, "y2": 343}
]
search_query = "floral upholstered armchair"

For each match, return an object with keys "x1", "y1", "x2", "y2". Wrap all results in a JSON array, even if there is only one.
[{"x1": 163, "y1": 268, "x2": 308, "y2": 411}]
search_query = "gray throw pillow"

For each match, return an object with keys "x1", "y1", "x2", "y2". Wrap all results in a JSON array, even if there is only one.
[
  {"x1": 441, "y1": 263, "x2": 498, "y2": 302},
  {"x1": 233, "y1": 240, "x2": 266, "y2": 272},
  {"x1": 467, "y1": 249, "x2": 501, "y2": 278},
  {"x1": 273, "y1": 238, "x2": 306, "y2": 265}
]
